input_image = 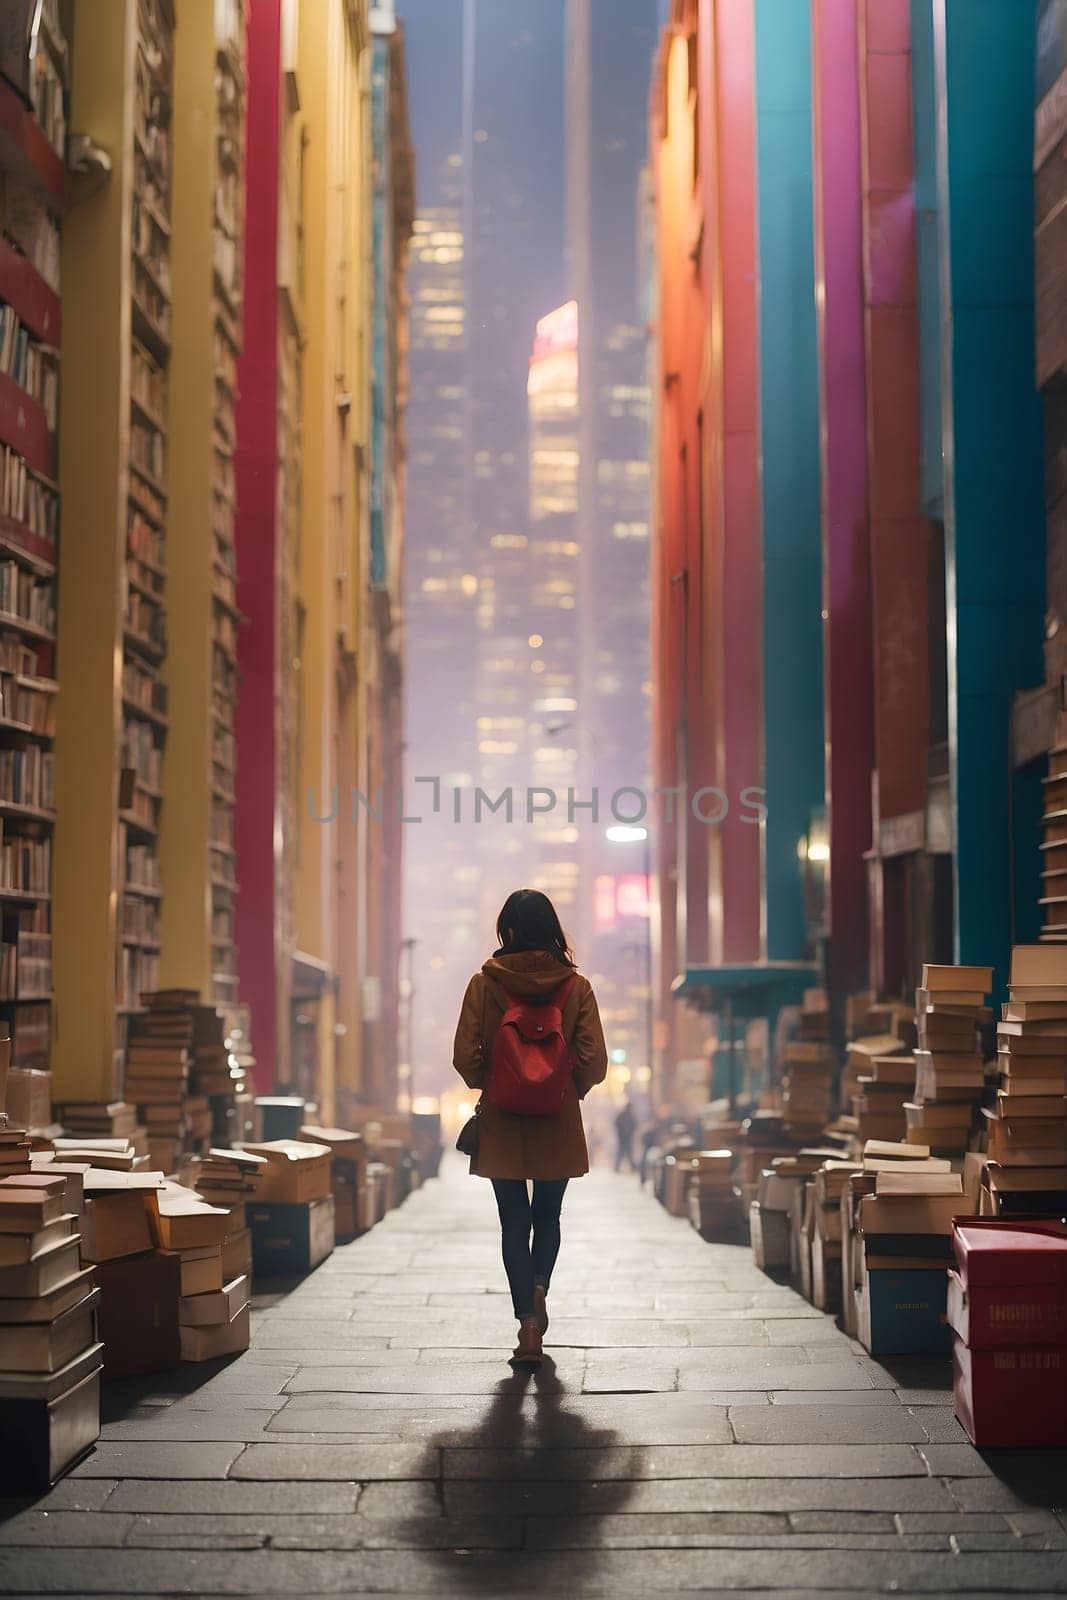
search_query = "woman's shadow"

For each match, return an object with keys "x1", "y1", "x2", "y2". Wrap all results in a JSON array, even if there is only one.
[{"x1": 418, "y1": 1354, "x2": 641, "y2": 1592}]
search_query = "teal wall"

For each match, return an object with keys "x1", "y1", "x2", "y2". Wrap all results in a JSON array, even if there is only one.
[
  {"x1": 754, "y1": 0, "x2": 825, "y2": 960},
  {"x1": 928, "y1": 0, "x2": 1046, "y2": 984}
]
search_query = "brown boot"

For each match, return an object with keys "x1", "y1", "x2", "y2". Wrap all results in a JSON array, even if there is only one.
[
  {"x1": 533, "y1": 1284, "x2": 549, "y2": 1337},
  {"x1": 509, "y1": 1319, "x2": 543, "y2": 1367}
]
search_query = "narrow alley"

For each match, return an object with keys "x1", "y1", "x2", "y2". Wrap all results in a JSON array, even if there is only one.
[{"x1": 1, "y1": 1164, "x2": 1065, "y2": 1596}]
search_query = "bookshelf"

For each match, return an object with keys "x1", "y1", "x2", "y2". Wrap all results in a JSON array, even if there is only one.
[
  {"x1": 53, "y1": 0, "x2": 174, "y2": 1101},
  {"x1": 160, "y1": 0, "x2": 245, "y2": 1009},
  {"x1": 0, "y1": 6, "x2": 66, "y2": 1077}
]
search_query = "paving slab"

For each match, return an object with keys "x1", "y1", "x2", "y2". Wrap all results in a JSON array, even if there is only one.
[
  {"x1": 441, "y1": 1442, "x2": 928, "y2": 1479},
  {"x1": 103, "y1": 1480, "x2": 361, "y2": 1515},
  {"x1": 444, "y1": 1474, "x2": 960, "y2": 1517},
  {"x1": 728, "y1": 1403, "x2": 928, "y2": 1445},
  {"x1": 100, "y1": 1406, "x2": 285, "y2": 1442},
  {"x1": 0, "y1": 1512, "x2": 135, "y2": 1547},
  {"x1": 71, "y1": 1442, "x2": 243, "y2": 1479},
  {"x1": 228, "y1": 1443, "x2": 438, "y2": 1480}
]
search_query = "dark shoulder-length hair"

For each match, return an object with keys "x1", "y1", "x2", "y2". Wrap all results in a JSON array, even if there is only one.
[{"x1": 494, "y1": 888, "x2": 575, "y2": 967}]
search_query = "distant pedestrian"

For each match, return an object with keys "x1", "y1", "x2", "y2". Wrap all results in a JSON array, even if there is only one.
[
  {"x1": 452, "y1": 888, "x2": 608, "y2": 1368},
  {"x1": 614, "y1": 1099, "x2": 637, "y2": 1171}
]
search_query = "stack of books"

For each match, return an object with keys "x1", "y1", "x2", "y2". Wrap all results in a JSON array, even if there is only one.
[
  {"x1": 749, "y1": 1161, "x2": 804, "y2": 1272},
  {"x1": 187, "y1": 1007, "x2": 243, "y2": 1148},
  {"x1": 810, "y1": 1159, "x2": 862, "y2": 1313},
  {"x1": 855, "y1": 1142, "x2": 971, "y2": 1355},
  {"x1": 80, "y1": 1167, "x2": 183, "y2": 1380},
  {"x1": 194, "y1": 1146, "x2": 262, "y2": 1286},
  {"x1": 1040, "y1": 745, "x2": 1067, "y2": 936},
  {"x1": 840, "y1": 1032, "x2": 908, "y2": 1115},
  {"x1": 684, "y1": 1149, "x2": 736, "y2": 1238},
  {"x1": 852, "y1": 1052, "x2": 916, "y2": 1147},
  {"x1": 736, "y1": 1111, "x2": 797, "y2": 1217},
  {"x1": 127, "y1": 991, "x2": 198, "y2": 1171},
  {"x1": 298, "y1": 1126, "x2": 365, "y2": 1243},
  {"x1": 242, "y1": 1139, "x2": 335, "y2": 1275},
  {"x1": 840, "y1": 1168, "x2": 877, "y2": 1338},
  {"x1": 907, "y1": 964, "x2": 992, "y2": 1154},
  {"x1": 0, "y1": 1169, "x2": 101, "y2": 1489},
  {"x1": 195, "y1": 1145, "x2": 265, "y2": 1209},
  {"x1": 28, "y1": 1155, "x2": 89, "y2": 1215},
  {"x1": 756, "y1": 1148, "x2": 843, "y2": 1289},
  {"x1": 780, "y1": 1041, "x2": 835, "y2": 1138},
  {"x1": 150, "y1": 1182, "x2": 248, "y2": 1361},
  {"x1": 0, "y1": 1111, "x2": 31, "y2": 1181},
  {"x1": 129, "y1": 991, "x2": 240, "y2": 1171},
  {"x1": 985, "y1": 945, "x2": 1067, "y2": 1214},
  {"x1": 51, "y1": 1137, "x2": 143, "y2": 1172},
  {"x1": 949, "y1": 1219, "x2": 1067, "y2": 1446},
  {"x1": 59, "y1": 1101, "x2": 140, "y2": 1143}
]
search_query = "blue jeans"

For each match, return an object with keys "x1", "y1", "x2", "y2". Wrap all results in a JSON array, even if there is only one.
[{"x1": 490, "y1": 1178, "x2": 569, "y2": 1320}]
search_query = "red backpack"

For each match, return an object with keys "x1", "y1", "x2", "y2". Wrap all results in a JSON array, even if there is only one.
[{"x1": 486, "y1": 974, "x2": 578, "y2": 1116}]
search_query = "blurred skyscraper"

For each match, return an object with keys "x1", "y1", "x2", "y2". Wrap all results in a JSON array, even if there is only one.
[
  {"x1": 566, "y1": 0, "x2": 657, "y2": 1086},
  {"x1": 402, "y1": 0, "x2": 655, "y2": 1090}
]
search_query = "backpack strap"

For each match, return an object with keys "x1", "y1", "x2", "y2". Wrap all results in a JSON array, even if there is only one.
[
  {"x1": 553, "y1": 973, "x2": 578, "y2": 1008},
  {"x1": 489, "y1": 979, "x2": 520, "y2": 1012}
]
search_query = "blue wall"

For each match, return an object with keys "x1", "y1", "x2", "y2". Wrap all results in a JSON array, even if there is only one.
[
  {"x1": 929, "y1": 0, "x2": 1046, "y2": 982},
  {"x1": 754, "y1": 0, "x2": 825, "y2": 960}
]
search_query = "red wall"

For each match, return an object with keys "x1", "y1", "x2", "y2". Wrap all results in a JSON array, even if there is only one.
[{"x1": 234, "y1": 0, "x2": 282, "y2": 1092}]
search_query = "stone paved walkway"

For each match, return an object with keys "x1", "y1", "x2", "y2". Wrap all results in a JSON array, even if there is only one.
[{"x1": 1, "y1": 1160, "x2": 1066, "y2": 1596}]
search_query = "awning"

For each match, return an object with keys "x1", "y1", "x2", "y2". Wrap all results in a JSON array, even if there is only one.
[{"x1": 671, "y1": 961, "x2": 820, "y2": 1017}]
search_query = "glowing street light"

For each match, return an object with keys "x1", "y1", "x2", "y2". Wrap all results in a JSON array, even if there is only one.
[{"x1": 605, "y1": 824, "x2": 648, "y2": 844}]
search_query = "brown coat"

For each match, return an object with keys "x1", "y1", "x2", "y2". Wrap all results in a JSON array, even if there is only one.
[{"x1": 452, "y1": 951, "x2": 609, "y2": 1181}]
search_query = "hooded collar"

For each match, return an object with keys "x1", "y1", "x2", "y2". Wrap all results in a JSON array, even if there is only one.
[{"x1": 482, "y1": 949, "x2": 575, "y2": 1000}]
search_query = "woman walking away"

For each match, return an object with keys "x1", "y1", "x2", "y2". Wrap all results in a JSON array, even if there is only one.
[{"x1": 453, "y1": 888, "x2": 608, "y2": 1367}]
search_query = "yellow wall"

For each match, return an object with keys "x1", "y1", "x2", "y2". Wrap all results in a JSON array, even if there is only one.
[
  {"x1": 159, "y1": 0, "x2": 217, "y2": 998},
  {"x1": 293, "y1": 0, "x2": 372, "y2": 1119},
  {"x1": 53, "y1": 0, "x2": 136, "y2": 1102}
]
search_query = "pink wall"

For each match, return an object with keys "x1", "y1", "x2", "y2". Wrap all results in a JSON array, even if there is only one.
[
  {"x1": 811, "y1": 0, "x2": 874, "y2": 1003},
  {"x1": 710, "y1": 0, "x2": 762, "y2": 964},
  {"x1": 858, "y1": 0, "x2": 930, "y2": 994},
  {"x1": 234, "y1": 0, "x2": 282, "y2": 1093}
]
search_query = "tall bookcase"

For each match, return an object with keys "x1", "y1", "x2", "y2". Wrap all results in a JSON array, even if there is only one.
[
  {"x1": 53, "y1": 0, "x2": 174, "y2": 1100},
  {"x1": 161, "y1": 0, "x2": 246, "y2": 1008},
  {"x1": 0, "y1": 7, "x2": 67, "y2": 1085}
]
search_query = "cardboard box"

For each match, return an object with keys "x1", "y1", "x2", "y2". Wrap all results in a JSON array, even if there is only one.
[
  {"x1": 0, "y1": 1287, "x2": 99, "y2": 1375},
  {"x1": 180, "y1": 1273, "x2": 249, "y2": 1328},
  {"x1": 248, "y1": 1196, "x2": 335, "y2": 1276},
  {"x1": 332, "y1": 1177, "x2": 358, "y2": 1242},
  {"x1": 221, "y1": 1227, "x2": 252, "y2": 1282},
  {"x1": 811, "y1": 1229, "x2": 842, "y2": 1314},
  {"x1": 789, "y1": 1181, "x2": 809, "y2": 1286},
  {"x1": 947, "y1": 1268, "x2": 1067, "y2": 1349},
  {"x1": 952, "y1": 1218, "x2": 1067, "y2": 1287},
  {"x1": 857, "y1": 1266, "x2": 952, "y2": 1357},
  {"x1": 241, "y1": 1141, "x2": 332, "y2": 1204},
  {"x1": 162, "y1": 1245, "x2": 224, "y2": 1299},
  {"x1": 180, "y1": 1302, "x2": 250, "y2": 1363},
  {"x1": 953, "y1": 1339, "x2": 1067, "y2": 1447},
  {"x1": 5, "y1": 1068, "x2": 51, "y2": 1132},
  {"x1": 358, "y1": 1174, "x2": 377, "y2": 1233},
  {"x1": 254, "y1": 1098, "x2": 306, "y2": 1141},
  {"x1": 0, "y1": 1358, "x2": 102, "y2": 1490},
  {"x1": 750, "y1": 1200, "x2": 791, "y2": 1272},
  {"x1": 96, "y1": 1252, "x2": 181, "y2": 1379}
]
